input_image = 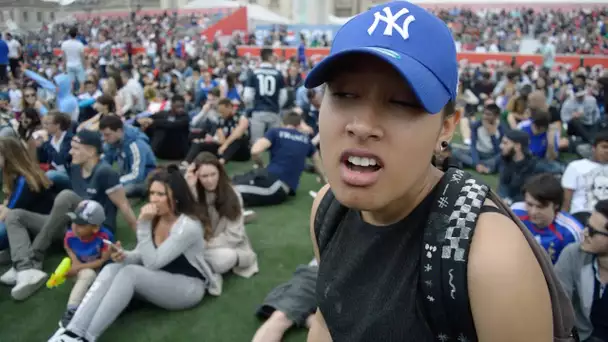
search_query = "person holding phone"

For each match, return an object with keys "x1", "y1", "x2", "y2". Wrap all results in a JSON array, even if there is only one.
[{"x1": 48, "y1": 166, "x2": 221, "y2": 342}]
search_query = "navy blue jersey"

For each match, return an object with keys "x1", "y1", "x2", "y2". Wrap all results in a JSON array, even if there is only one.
[{"x1": 248, "y1": 66, "x2": 284, "y2": 113}]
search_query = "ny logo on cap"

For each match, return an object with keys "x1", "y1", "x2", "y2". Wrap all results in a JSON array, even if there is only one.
[{"x1": 367, "y1": 6, "x2": 416, "y2": 40}]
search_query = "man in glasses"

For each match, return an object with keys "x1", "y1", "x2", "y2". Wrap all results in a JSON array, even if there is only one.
[{"x1": 555, "y1": 199, "x2": 608, "y2": 342}]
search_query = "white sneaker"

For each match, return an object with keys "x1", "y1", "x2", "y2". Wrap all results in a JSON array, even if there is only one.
[
  {"x1": 0, "y1": 249, "x2": 10, "y2": 265},
  {"x1": 47, "y1": 327, "x2": 66, "y2": 342},
  {"x1": 47, "y1": 330, "x2": 83, "y2": 342},
  {"x1": 0, "y1": 267, "x2": 17, "y2": 286},
  {"x1": 11, "y1": 268, "x2": 48, "y2": 301}
]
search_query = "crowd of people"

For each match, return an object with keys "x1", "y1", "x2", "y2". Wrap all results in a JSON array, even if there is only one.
[{"x1": 0, "y1": 1, "x2": 605, "y2": 341}]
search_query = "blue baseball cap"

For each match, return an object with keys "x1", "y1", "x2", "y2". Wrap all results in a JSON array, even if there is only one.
[{"x1": 304, "y1": 1, "x2": 458, "y2": 114}]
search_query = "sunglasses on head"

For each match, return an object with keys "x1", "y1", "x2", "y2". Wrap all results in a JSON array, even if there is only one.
[{"x1": 586, "y1": 224, "x2": 608, "y2": 238}]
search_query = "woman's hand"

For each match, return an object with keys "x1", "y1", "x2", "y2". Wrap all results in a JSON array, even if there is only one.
[
  {"x1": 185, "y1": 163, "x2": 198, "y2": 189},
  {"x1": 138, "y1": 203, "x2": 158, "y2": 222},
  {"x1": 110, "y1": 241, "x2": 126, "y2": 262}
]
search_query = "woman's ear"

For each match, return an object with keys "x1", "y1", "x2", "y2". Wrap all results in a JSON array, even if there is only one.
[{"x1": 437, "y1": 107, "x2": 461, "y2": 147}]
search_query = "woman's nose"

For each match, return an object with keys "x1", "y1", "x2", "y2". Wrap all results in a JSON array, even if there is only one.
[{"x1": 345, "y1": 114, "x2": 383, "y2": 141}]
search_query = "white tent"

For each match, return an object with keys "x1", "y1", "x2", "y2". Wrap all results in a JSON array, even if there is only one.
[{"x1": 184, "y1": 0, "x2": 291, "y2": 25}]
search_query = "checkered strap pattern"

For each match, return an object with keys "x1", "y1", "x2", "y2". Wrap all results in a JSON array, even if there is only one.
[{"x1": 420, "y1": 168, "x2": 488, "y2": 342}]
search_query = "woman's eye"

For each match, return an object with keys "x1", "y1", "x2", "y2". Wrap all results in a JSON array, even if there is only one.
[
  {"x1": 390, "y1": 100, "x2": 418, "y2": 108},
  {"x1": 331, "y1": 92, "x2": 357, "y2": 99}
]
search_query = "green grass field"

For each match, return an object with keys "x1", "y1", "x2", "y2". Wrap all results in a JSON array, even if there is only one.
[{"x1": 0, "y1": 147, "x2": 501, "y2": 342}]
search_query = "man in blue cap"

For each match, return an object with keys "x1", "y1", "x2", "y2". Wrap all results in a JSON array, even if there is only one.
[{"x1": 306, "y1": 1, "x2": 555, "y2": 341}]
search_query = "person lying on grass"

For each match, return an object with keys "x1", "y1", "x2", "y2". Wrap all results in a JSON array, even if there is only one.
[{"x1": 48, "y1": 165, "x2": 221, "y2": 342}]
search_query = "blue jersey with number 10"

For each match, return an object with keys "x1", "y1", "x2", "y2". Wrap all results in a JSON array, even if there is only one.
[{"x1": 248, "y1": 66, "x2": 284, "y2": 114}]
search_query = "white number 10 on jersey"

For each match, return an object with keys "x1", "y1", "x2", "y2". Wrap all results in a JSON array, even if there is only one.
[{"x1": 257, "y1": 74, "x2": 277, "y2": 97}]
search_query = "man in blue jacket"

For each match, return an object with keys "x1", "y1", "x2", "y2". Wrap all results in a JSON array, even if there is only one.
[{"x1": 98, "y1": 115, "x2": 157, "y2": 198}]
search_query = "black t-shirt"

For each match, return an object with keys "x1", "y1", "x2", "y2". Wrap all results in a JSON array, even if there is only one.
[
  {"x1": 218, "y1": 112, "x2": 246, "y2": 139},
  {"x1": 316, "y1": 187, "x2": 438, "y2": 341},
  {"x1": 70, "y1": 162, "x2": 121, "y2": 232},
  {"x1": 7, "y1": 175, "x2": 57, "y2": 214}
]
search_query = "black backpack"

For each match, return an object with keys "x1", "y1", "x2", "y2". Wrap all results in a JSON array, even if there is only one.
[{"x1": 314, "y1": 167, "x2": 578, "y2": 342}]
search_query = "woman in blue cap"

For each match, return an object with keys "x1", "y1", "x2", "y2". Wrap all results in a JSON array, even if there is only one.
[{"x1": 305, "y1": 1, "x2": 555, "y2": 341}]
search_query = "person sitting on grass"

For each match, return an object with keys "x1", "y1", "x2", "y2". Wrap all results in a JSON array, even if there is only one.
[
  {"x1": 511, "y1": 173, "x2": 584, "y2": 264},
  {"x1": 0, "y1": 130, "x2": 136, "y2": 301},
  {"x1": 185, "y1": 152, "x2": 258, "y2": 277},
  {"x1": 99, "y1": 115, "x2": 157, "y2": 199},
  {"x1": 60, "y1": 200, "x2": 114, "y2": 329},
  {"x1": 48, "y1": 166, "x2": 221, "y2": 342},
  {"x1": 184, "y1": 97, "x2": 251, "y2": 165},
  {"x1": 451, "y1": 103, "x2": 503, "y2": 174},
  {"x1": 0, "y1": 136, "x2": 57, "y2": 264},
  {"x1": 253, "y1": 259, "x2": 318, "y2": 342},
  {"x1": 233, "y1": 111, "x2": 325, "y2": 207},
  {"x1": 37, "y1": 111, "x2": 74, "y2": 191}
]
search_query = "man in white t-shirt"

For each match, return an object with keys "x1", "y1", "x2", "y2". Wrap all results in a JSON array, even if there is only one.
[
  {"x1": 61, "y1": 27, "x2": 85, "y2": 93},
  {"x1": 6, "y1": 33, "x2": 21, "y2": 78},
  {"x1": 562, "y1": 130, "x2": 608, "y2": 224}
]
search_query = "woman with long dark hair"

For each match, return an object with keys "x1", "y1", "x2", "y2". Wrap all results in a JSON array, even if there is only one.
[
  {"x1": 186, "y1": 152, "x2": 258, "y2": 277},
  {"x1": 0, "y1": 136, "x2": 55, "y2": 263},
  {"x1": 48, "y1": 165, "x2": 221, "y2": 342}
]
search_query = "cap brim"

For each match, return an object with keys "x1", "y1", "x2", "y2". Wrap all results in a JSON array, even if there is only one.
[
  {"x1": 304, "y1": 48, "x2": 451, "y2": 114},
  {"x1": 67, "y1": 212, "x2": 89, "y2": 225}
]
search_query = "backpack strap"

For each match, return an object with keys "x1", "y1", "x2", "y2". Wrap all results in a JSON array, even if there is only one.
[
  {"x1": 420, "y1": 168, "x2": 489, "y2": 342},
  {"x1": 313, "y1": 188, "x2": 348, "y2": 256}
]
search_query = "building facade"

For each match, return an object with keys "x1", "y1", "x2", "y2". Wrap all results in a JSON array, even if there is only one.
[{"x1": 0, "y1": 0, "x2": 60, "y2": 31}]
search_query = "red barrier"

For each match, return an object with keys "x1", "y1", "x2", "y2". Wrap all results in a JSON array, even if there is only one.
[{"x1": 236, "y1": 46, "x2": 608, "y2": 69}]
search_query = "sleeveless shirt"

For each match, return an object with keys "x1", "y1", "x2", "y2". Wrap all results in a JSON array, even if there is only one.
[{"x1": 316, "y1": 187, "x2": 438, "y2": 342}]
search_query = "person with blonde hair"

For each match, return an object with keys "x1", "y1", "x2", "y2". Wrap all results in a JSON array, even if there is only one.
[{"x1": 0, "y1": 136, "x2": 57, "y2": 263}]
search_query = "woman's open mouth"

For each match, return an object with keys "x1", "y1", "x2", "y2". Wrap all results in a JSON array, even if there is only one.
[{"x1": 339, "y1": 149, "x2": 384, "y2": 187}]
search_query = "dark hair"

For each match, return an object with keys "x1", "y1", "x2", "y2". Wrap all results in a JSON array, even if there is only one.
[
  {"x1": 208, "y1": 87, "x2": 221, "y2": 98},
  {"x1": 171, "y1": 94, "x2": 185, "y2": 104},
  {"x1": 18, "y1": 108, "x2": 41, "y2": 140},
  {"x1": 485, "y1": 104, "x2": 501, "y2": 116},
  {"x1": 594, "y1": 129, "x2": 608, "y2": 146},
  {"x1": 69, "y1": 27, "x2": 78, "y2": 38},
  {"x1": 442, "y1": 100, "x2": 456, "y2": 117},
  {"x1": 147, "y1": 165, "x2": 212, "y2": 239},
  {"x1": 530, "y1": 108, "x2": 550, "y2": 130},
  {"x1": 217, "y1": 98, "x2": 232, "y2": 107},
  {"x1": 523, "y1": 173, "x2": 563, "y2": 211},
  {"x1": 193, "y1": 152, "x2": 242, "y2": 222},
  {"x1": 261, "y1": 48, "x2": 273, "y2": 62},
  {"x1": 47, "y1": 111, "x2": 72, "y2": 131},
  {"x1": 595, "y1": 200, "x2": 608, "y2": 225},
  {"x1": 99, "y1": 115, "x2": 124, "y2": 131},
  {"x1": 283, "y1": 111, "x2": 302, "y2": 126},
  {"x1": 96, "y1": 94, "x2": 116, "y2": 114}
]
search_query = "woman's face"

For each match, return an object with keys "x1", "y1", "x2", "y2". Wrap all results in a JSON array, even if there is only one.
[
  {"x1": 149, "y1": 181, "x2": 173, "y2": 216},
  {"x1": 20, "y1": 114, "x2": 32, "y2": 127},
  {"x1": 197, "y1": 164, "x2": 220, "y2": 192},
  {"x1": 94, "y1": 102, "x2": 108, "y2": 114},
  {"x1": 24, "y1": 89, "x2": 37, "y2": 104},
  {"x1": 318, "y1": 55, "x2": 454, "y2": 218}
]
